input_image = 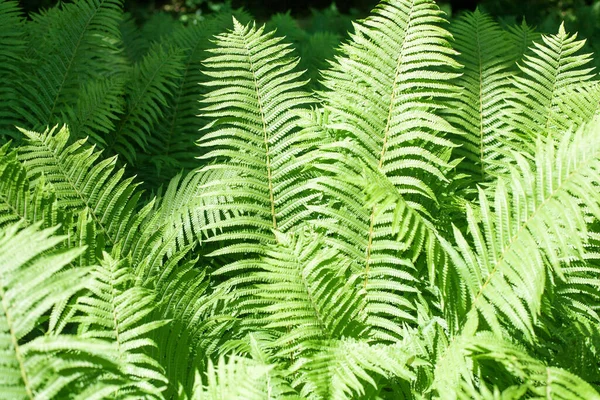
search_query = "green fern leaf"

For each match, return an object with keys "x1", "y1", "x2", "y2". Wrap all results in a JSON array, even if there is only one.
[
  {"x1": 17, "y1": 125, "x2": 143, "y2": 247},
  {"x1": 15, "y1": 0, "x2": 124, "y2": 132},
  {"x1": 73, "y1": 252, "x2": 168, "y2": 397},
  {"x1": 0, "y1": 0, "x2": 26, "y2": 140},
  {"x1": 443, "y1": 120, "x2": 600, "y2": 341},
  {"x1": 503, "y1": 24, "x2": 599, "y2": 145},
  {"x1": 198, "y1": 18, "x2": 315, "y2": 251},
  {"x1": 0, "y1": 222, "x2": 124, "y2": 399},
  {"x1": 108, "y1": 43, "x2": 184, "y2": 164},
  {"x1": 446, "y1": 9, "x2": 516, "y2": 183}
]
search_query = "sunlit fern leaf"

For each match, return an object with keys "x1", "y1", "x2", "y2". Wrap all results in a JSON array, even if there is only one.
[
  {"x1": 442, "y1": 120, "x2": 600, "y2": 341},
  {"x1": 108, "y1": 43, "x2": 184, "y2": 165},
  {"x1": 224, "y1": 228, "x2": 368, "y2": 349},
  {"x1": 15, "y1": 0, "x2": 124, "y2": 133},
  {"x1": 319, "y1": 0, "x2": 460, "y2": 186},
  {"x1": 466, "y1": 332, "x2": 600, "y2": 400},
  {"x1": 0, "y1": 0, "x2": 26, "y2": 141},
  {"x1": 0, "y1": 222, "x2": 126, "y2": 399},
  {"x1": 0, "y1": 147, "x2": 62, "y2": 229},
  {"x1": 16, "y1": 125, "x2": 143, "y2": 248},
  {"x1": 502, "y1": 24, "x2": 597, "y2": 147},
  {"x1": 141, "y1": 170, "x2": 238, "y2": 250},
  {"x1": 73, "y1": 252, "x2": 168, "y2": 398},
  {"x1": 305, "y1": 0, "x2": 461, "y2": 339},
  {"x1": 446, "y1": 9, "x2": 516, "y2": 184},
  {"x1": 198, "y1": 17, "x2": 316, "y2": 252},
  {"x1": 191, "y1": 355, "x2": 299, "y2": 400},
  {"x1": 290, "y1": 338, "x2": 417, "y2": 400}
]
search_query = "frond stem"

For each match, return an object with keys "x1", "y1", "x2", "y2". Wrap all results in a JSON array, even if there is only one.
[{"x1": 241, "y1": 30, "x2": 278, "y2": 232}]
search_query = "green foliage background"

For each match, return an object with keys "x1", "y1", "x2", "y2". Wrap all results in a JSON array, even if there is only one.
[{"x1": 1, "y1": 0, "x2": 600, "y2": 398}]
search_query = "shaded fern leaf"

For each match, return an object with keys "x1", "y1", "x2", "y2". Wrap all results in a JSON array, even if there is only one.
[
  {"x1": 15, "y1": 0, "x2": 124, "y2": 133},
  {"x1": 67, "y1": 76, "x2": 126, "y2": 146},
  {"x1": 466, "y1": 333, "x2": 600, "y2": 400},
  {"x1": 108, "y1": 43, "x2": 184, "y2": 165},
  {"x1": 0, "y1": 0, "x2": 26, "y2": 140},
  {"x1": 504, "y1": 18, "x2": 541, "y2": 65},
  {"x1": 140, "y1": 17, "x2": 238, "y2": 183},
  {"x1": 237, "y1": 228, "x2": 367, "y2": 347}
]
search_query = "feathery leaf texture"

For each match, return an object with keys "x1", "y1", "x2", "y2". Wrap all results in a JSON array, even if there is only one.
[
  {"x1": 198, "y1": 18, "x2": 315, "y2": 251},
  {"x1": 0, "y1": 0, "x2": 599, "y2": 398}
]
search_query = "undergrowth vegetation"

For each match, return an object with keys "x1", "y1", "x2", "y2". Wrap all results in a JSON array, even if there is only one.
[{"x1": 1, "y1": 0, "x2": 600, "y2": 398}]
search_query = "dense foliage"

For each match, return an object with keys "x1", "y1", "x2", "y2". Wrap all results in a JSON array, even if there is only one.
[{"x1": 1, "y1": 0, "x2": 600, "y2": 398}]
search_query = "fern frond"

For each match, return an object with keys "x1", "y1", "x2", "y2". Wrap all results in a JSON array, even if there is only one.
[
  {"x1": 291, "y1": 338, "x2": 417, "y2": 400},
  {"x1": 0, "y1": 0, "x2": 26, "y2": 140},
  {"x1": 140, "y1": 17, "x2": 238, "y2": 183},
  {"x1": 237, "y1": 228, "x2": 367, "y2": 346},
  {"x1": 443, "y1": 120, "x2": 600, "y2": 341},
  {"x1": 17, "y1": 125, "x2": 143, "y2": 247},
  {"x1": 504, "y1": 18, "x2": 541, "y2": 65},
  {"x1": 108, "y1": 43, "x2": 184, "y2": 164},
  {"x1": 15, "y1": 0, "x2": 124, "y2": 132},
  {"x1": 192, "y1": 354, "x2": 299, "y2": 400},
  {"x1": 73, "y1": 252, "x2": 167, "y2": 397},
  {"x1": 446, "y1": 9, "x2": 516, "y2": 183},
  {"x1": 0, "y1": 222, "x2": 125, "y2": 399},
  {"x1": 302, "y1": 0, "x2": 461, "y2": 338},
  {"x1": 198, "y1": 18, "x2": 315, "y2": 251},
  {"x1": 467, "y1": 333, "x2": 600, "y2": 400},
  {"x1": 67, "y1": 76, "x2": 126, "y2": 145},
  {"x1": 0, "y1": 147, "x2": 62, "y2": 229},
  {"x1": 433, "y1": 329, "x2": 600, "y2": 399},
  {"x1": 503, "y1": 24, "x2": 598, "y2": 144}
]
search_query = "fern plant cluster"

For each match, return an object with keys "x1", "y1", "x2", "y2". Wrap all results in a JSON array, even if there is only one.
[{"x1": 1, "y1": 0, "x2": 600, "y2": 398}]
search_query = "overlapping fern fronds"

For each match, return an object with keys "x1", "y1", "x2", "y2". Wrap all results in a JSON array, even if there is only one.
[
  {"x1": 0, "y1": 223, "x2": 124, "y2": 399},
  {"x1": 0, "y1": 0, "x2": 600, "y2": 398},
  {"x1": 503, "y1": 24, "x2": 600, "y2": 148},
  {"x1": 307, "y1": 0, "x2": 461, "y2": 340},
  {"x1": 443, "y1": 121, "x2": 600, "y2": 340},
  {"x1": 15, "y1": 0, "x2": 124, "y2": 134},
  {"x1": 17, "y1": 125, "x2": 143, "y2": 247},
  {"x1": 73, "y1": 252, "x2": 168, "y2": 398}
]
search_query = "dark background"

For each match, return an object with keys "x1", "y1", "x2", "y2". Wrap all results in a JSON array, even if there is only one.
[
  {"x1": 17, "y1": 0, "x2": 600, "y2": 36},
  {"x1": 20, "y1": 0, "x2": 596, "y2": 18}
]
